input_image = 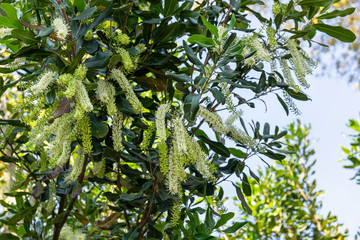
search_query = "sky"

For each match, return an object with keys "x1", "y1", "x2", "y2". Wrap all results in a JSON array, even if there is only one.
[{"x1": 222, "y1": 66, "x2": 360, "y2": 237}]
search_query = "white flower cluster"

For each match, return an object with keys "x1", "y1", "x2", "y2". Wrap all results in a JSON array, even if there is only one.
[
  {"x1": 166, "y1": 114, "x2": 215, "y2": 195},
  {"x1": 96, "y1": 79, "x2": 117, "y2": 116},
  {"x1": 155, "y1": 104, "x2": 171, "y2": 174},
  {"x1": 59, "y1": 225, "x2": 86, "y2": 240},
  {"x1": 112, "y1": 113, "x2": 124, "y2": 152},
  {"x1": 279, "y1": 58, "x2": 300, "y2": 92},
  {"x1": 52, "y1": 17, "x2": 69, "y2": 40},
  {"x1": 198, "y1": 107, "x2": 262, "y2": 150},
  {"x1": 287, "y1": 39, "x2": 311, "y2": 88},
  {"x1": 250, "y1": 38, "x2": 271, "y2": 62},
  {"x1": 110, "y1": 69, "x2": 143, "y2": 114},
  {"x1": 7, "y1": 58, "x2": 26, "y2": 70},
  {"x1": 0, "y1": 28, "x2": 12, "y2": 39},
  {"x1": 45, "y1": 181, "x2": 56, "y2": 212},
  {"x1": 65, "y1": 148, "x2": 85, "y2": 183},
  {"x1": 242, "y1": 47, "x2": 256, "y2": 67},
  {"x1": 30, "y1": 71, "x2": 56, "y2": 95}
]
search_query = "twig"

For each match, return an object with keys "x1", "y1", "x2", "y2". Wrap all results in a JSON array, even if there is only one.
[{"x1": 53, "y1": 154, "x2": 89, "y2": 240}]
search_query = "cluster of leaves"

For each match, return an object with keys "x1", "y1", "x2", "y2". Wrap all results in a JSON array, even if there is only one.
[
  {"x1": 0, "y1": 0, "x2": 356, "y2": 239},
  {"x1": 231, "y1": 121, "x2": 347, "y2": 239},
  {"x1": 342, "y1": 119, "x2": 360, "y2": 185},
  {"x1": 309, "y1": 0, "x2": 359, "y2": 82}
]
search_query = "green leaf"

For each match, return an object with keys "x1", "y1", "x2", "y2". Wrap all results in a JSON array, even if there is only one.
[
  {"x1": 276, "y1": 93, "x2": 289, "y2": 116},
  {"x1": 232, "y1": 183, "x2": 252, "y2": 215},
  {"x1": 242, "y1": 173, "x2": 251, "y2": 196},
  {"x1": 84, "y1": 2, "x2": 112, "y2": 32},
  {"x1": 8, "y1": 205, "x2": 37, "y2": 225},
  {"x1": 229, "y1": 148, "x2": 248, "y2": 158},
  {"x1": 63, "y1": 47, "x2": 87, "y2": 73},
  {"x1": 209, "y1": 88, "x2": 225, "y2": 104},
  {"x1": 183, "y1": 40, "x2": 205, "y2": 72},
  {"x1": 228, "y1": 14, "x2": 236, "y2": 30},
  {"x1": 123, "y1": 226, "x2": 140, "y2": 240},
  {"x1": 249, "y1": 169, "x2": 260, "y2": 183},
  {"x1": 222, "y1": 222, "x2": 247, "y2": 233},
  {"x1": 1, "y1": 3, "x2": 22, "y2": 28},
  {"x1": 89, "y1": 113, "x2": 109, "y2": 138},
  {"x1": 184, "y1": 93, "x2": 200, "y2": 122},
  {"x1": 83, "y1": 50, "x2": 111, "y2": 68},
  {"x1": 37, "y1": 26, "x2": 54, "y2": 37},
  {"x1": 165, "y1": 72, "x2": 192, "y2": 82},
  {"x1": 314, "y1": 23, "x2": 356, "y2": 43},
  {"x1": 164, "y1": 0, "x2": 178, "y2": 16},
  {"x1": 214, "y1": 212, "x2": 234, "y2": 229},
  {"x1": 0, "y1": 15, "x2": 14, "y2": 28},
  {"x1": 73, "y1": 7, "x2": 97, "y2": 20},
  {"x1": 74, "y1": 0, "x2": 86, "y2": 12},
  {"x1": 298, "y1": 0, "x2": 332, "y2": 6},
  {"x1": 188, "y1": 34, "x2": 215, "y2": 47},
  {"x1": 285, "y1": 88, "x2": 310, "y2": 101},
  {"x1": 0, "y1": 119, "x2": 26, "y2": 127},
  {"x1": 11, "y1": 29, "x2": 38, "y2": 44},
  {"x1": 318, "y1": 8, "x2": 355, "y2": 19},
  {"x1": 200, "y1": 16, "x2": 218, "y2": 38},
  {"x1": 199, "y1": 135, "x2": 230, "y2": 157},
  {"x1": 45, "y1": 88, "x2": 56, "y2": 104},
  {"x1": 0, "y1": 233, "x2": 20, "y2": 240},
  {"x1": 263, "y1": 122, "x2": 270, "y2": 136},
  {"x1": 262, "y1": 150, "x2": 286, "y2": 160}
]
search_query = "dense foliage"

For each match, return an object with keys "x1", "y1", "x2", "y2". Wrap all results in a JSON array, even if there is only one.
[
  {"x1": 0, "y1": 0, "x2": 355, "y2": 239},
  {"x1": 235, "y1": 121, "x2": 347, "y2": 239}
]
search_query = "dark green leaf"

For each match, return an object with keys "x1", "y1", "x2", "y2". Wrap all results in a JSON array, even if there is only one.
[
  {"x1": 165, "y1": 72, "x2": 192, "y2": 82},
  {"x1": 188, "y1": 34, "x2": 215, "y2": 47},
  {"x1": 242, "y1": 173, "x2": 251, "y2": 196},
  {"x1": 298, "y1": 0, "x2": 332, "y2": 6},
  {"x1": 123, "y1": 226, "x2": 140, "y2": 240},
  {"x1": 183, "y1": 40, "x2": 205, "y2": 72},
  {"x1": 73, "y1": 7, "x2": 96, "y2": 20},
  {"x1": 184, "y1": 93, "x2": 200, "y2": 122},
  {"x1": 164, "y1": 0, "x2": 178, "y2": 16},
  {"x1": 209, "y1": 88, "x2": 225, "y2": 104},
  {"x1": 37, "y1": 26, "x2": 54, "y2": 37},
  {"x1": 262, "y1": 150, "x2": 286, "y2": 160},
  {"x1": 249, "y1": 169, "x2": 260, "y2": 183},
  {"x1": 199, "y1": 135, "x2": 230, "y2": 157},
  {"x1": 11, "y1": 29, "x2": 38, "y2": 44},
  {"x1": 314, "y1": 23, "x2": 356, "y2": 43},
  {"x1": 285, "y1": 88, "x2": 310, "y2": 101},
  {"x1": 229, "y1": 148, "x2": 248, "y2": 158},
  {"x1": 222, "y1": 222, "x2": 247, "y2": 233},
  {"x1": 89, "y1": 113, "x2": 109, "y2": 138},
  {"x1": 200, "y1": 16, "x2": 218, "y2": 38},
  {"x1": 318, "y1": 8, "x2": 355, "y2": 19},
  {"x1": 263, "y1": 122, "x2": 270, "y2": 136},
  {"x1": 45, "y1": 88, "x2": 56, "y2": 104},
  {"x1": 0, "y1": 233, "x2": 20, "y2": 240},
  {"x1": 83, "y1": 50, "x2": 111, "y2": 68},
  {"x1": 0, "y1": 119, "x2": 26, "y2": 127},
  {"x1": 84, "y1": 2, "x2": 112, "y2": 32},
  {"x1": 232, "y1": 183, "x2": 252, "y2": 215},
  {"x1": 214, "y1": 212, "x2": 234, "y2": 229},
  {"x1": 276, "y1": 93, "x2": 289, "y2": 116}
]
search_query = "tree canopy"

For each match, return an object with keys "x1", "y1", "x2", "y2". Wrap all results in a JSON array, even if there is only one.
[{"x1": 0, "y1": 0, "x2": 356, "y2": 239}]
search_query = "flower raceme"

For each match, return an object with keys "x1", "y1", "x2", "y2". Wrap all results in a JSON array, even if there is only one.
[
  {"x1": 51, "y1": 16, "x2": 69, "y2": 40},
  {"x1": 110, "y1": 69, "x2": 143, "y2": 114}
]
